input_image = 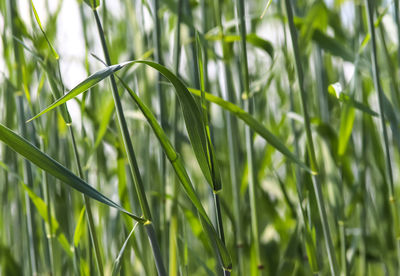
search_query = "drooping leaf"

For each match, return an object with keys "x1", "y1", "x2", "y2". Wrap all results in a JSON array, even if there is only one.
[
  {"x1": 312, "y1": 30, "x2": 354, "y2": 61},
  {"x1": 205, "y1": 33, "x2": 274, "y2": 58},
  {"x1": 28, "y1": 60, "x2": 211, "y2": 188},
  {"x1": 0, "y1": 123, "x2": 144, "y2": 223},
  {"x1": 117, "y1": 76, "x2": 232, "y2": 270},
  {"x1": 40, "y1": 55, "x2": 232, "y2": 269},
  {"x1": 196, "y1": 32, "x2": 222, "y2": 191},
  {"x1": 187, "y1": 88, "x2": 313, "y2": 174}
]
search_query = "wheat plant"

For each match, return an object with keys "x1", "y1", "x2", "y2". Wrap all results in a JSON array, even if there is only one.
[{"x1": 1, "y1": 0, "x2": 400, "y2": 275}]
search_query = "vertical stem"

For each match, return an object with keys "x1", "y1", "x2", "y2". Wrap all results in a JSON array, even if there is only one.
[
  {"x1": 169, "y1": 1, "x2": 183, "y2": 274},
  {"x1": 9, "y1": 1, "x2": 37, "y2": 273},
  {"x1": 314, "y1": 47, "x2": 329, "y2": 123},
  {"x1": 17, "y1": 97, "x2": 38, "y2": 275},
  {"x1": 74, "y1": 5, "x2": 107, "y2": 275},
  {"x1": 284, "y1": 0, "x2": 339, "y2": 274},
  {"x1": 280, "y1": 4, "x2": 319, "y2": 270},
  {"x1": 234, "y1": 0, "x2": 262, "y2": 271},
  {"x1": 214, "y1": 1, "x2": 243, "y2": 273},
  {"x1": 394, "y1": 0, "x2": 400, "y2": 70},
  {"x1": 183, "y1": 0, "x2": 200, "y2": 89},
  {"x1": 213, "y1": 194, "x2": 226, "y2": 246},
  {"x1": 365, "y1": 0, "x2": 400, "y2": 269},
  {"x1": 91, "y1": 7, "x2": 166, "y2": 276},
  {"x1": 153, "y1": 0, "x2": 166, "y2": 239},
  {"x1": 355, "y1": 4, "x2": 367, "y2": 274},
  {"x1": 69, "y1": 126, "x2": 104, "y2": 275},
  {"x1": 196, "y1": 18, "x2": 228, "y2": 275},
  {"x1": 40, "y1": 138, "x2": 55, "y2": 276},
  {"x1": 338, "y1": 168, "x2": 347, "y2": 276},
  {"x1": 92, "y1": 8, "x2": 151, "y2": 220}
]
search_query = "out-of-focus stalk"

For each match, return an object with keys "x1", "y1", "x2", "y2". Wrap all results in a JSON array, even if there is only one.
[
  {"x1": 284, "y1": 0, "x2": 339, "y2": 274},
  {"x1": 234, "y1": 0, "x2": 262, "y2": 272}
]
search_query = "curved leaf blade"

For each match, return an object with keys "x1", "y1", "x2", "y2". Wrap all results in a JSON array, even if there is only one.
[
  {"x1": 0, "y1": 123, "x2": 144, "y2": 223},
  {"x1": 27, "y1": 62, "x2": 131, "y2": 123},
  {"x1": 188, "y1": 88, "x2": 313, "y2": 174},
  {"x1": 133, "y1": 60, "x2": 213, "y2": 186}
]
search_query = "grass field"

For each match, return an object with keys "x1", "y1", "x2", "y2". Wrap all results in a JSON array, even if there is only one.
[{"x1": 1, "y1": 0, "x2": 400, "y2": 275}]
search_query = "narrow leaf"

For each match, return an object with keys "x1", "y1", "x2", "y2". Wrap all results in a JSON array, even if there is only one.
[
  {"x1": 27, "y1": 62, "x2": 131, "y2": 122},
  {"x1": 111, "y1": 223, "x2": 139, "y2": 276},
  {"x1": 0, "y1": 123, "x2": 144, "y2": 223},
  {"x1": 73, "y1": 206, "x2": 86, "y2": 247},
  {"x1": 188, "y1": 88, "x2": 313, "y2": 174}
]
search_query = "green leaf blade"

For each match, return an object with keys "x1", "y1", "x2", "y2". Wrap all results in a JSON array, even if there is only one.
[{"x1": 0, "y1": 123, "x2": 144, "y2": 223}]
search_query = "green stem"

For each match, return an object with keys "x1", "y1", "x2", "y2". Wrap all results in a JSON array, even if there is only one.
[
  {"x1": 169, "y1": 1, "x2": 183, "y2": 274},
  {"x1": 153, "y1": 0, "x2": 166, "y2": 232},
  {"x1": 394, "y1": 1, "x2": 400, "y2": 69},
  {"x1": 91, "y1": 7, "x2": 166, "y2": 276},
  {"x1": 9, "y1": 1, "x2": 38, "y2": 273},
  {"x1": 184, "y1": 0, "x2": 200, "y2": 88},
  {"x1": 284, "y1": 0, "x2": 339, "y2": 274},
  {"x1": 17, "y1": 96, "x2": 38, "y2": 275},
  {"x1": 279, "y1": 4, "x2": 319, "y2": 271},
  {"x1": 53, "y1": 5, "x2": 106, "y2": 275},
  {"x1": 195, "y1": 15, "x2": 228, "y2": 275},
  {"x1": 214, "y1": 1, "x2": 243, "y2": 273},
  {"x1": 69, "y1": 126, "x2": 104, "y2": 275},
  {"x1": 339, "y1": 168, "x2": 347, "y2": 276},
  {"x1": 39, "y1": 138, "x2": 55, "y2": 276},
  {"x1": 365, "y1": 0, "x2": 400, "y2": 269},
  {"x1": 235, "y1": 0, "x2": 262, "y2": 271}
]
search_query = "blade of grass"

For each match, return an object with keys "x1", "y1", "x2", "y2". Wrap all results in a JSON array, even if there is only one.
[
  {"x1": 9, "y1": 1, "x2": 38, "y2": 272},
  {"x1": 214, "y1": 0, "x2": 244, "y2": 272},
  {"x1": 111, "y1": 222, "x2": 139, "y2": 276},
  {"x1": 188, "y1": 88, "x2": 312, "y2": 173},
  {"x1": 0, "y1": 122, "x2": 144, "y2": 223},
  {"x1": 365, "y1": 0, "x2": 400, "y2": 269},
  {"x1": 152, "y1": 0, "x2": 168, "y2": 264},
  {"x1": 234, "y1": 0, "x2": 262, "y2": 271},
  {"x1": 195, "y1": 32, "x2": 228, "y2": 274}
]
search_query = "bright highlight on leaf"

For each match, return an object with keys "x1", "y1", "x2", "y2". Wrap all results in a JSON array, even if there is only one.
[{"x1": 328, "y1": 82, "x2": 343, "y2": 99}]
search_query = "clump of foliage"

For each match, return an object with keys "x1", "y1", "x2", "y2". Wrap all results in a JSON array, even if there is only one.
[{"x1": 1, "y1": 0, "x2": 399, "y2": 275}]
